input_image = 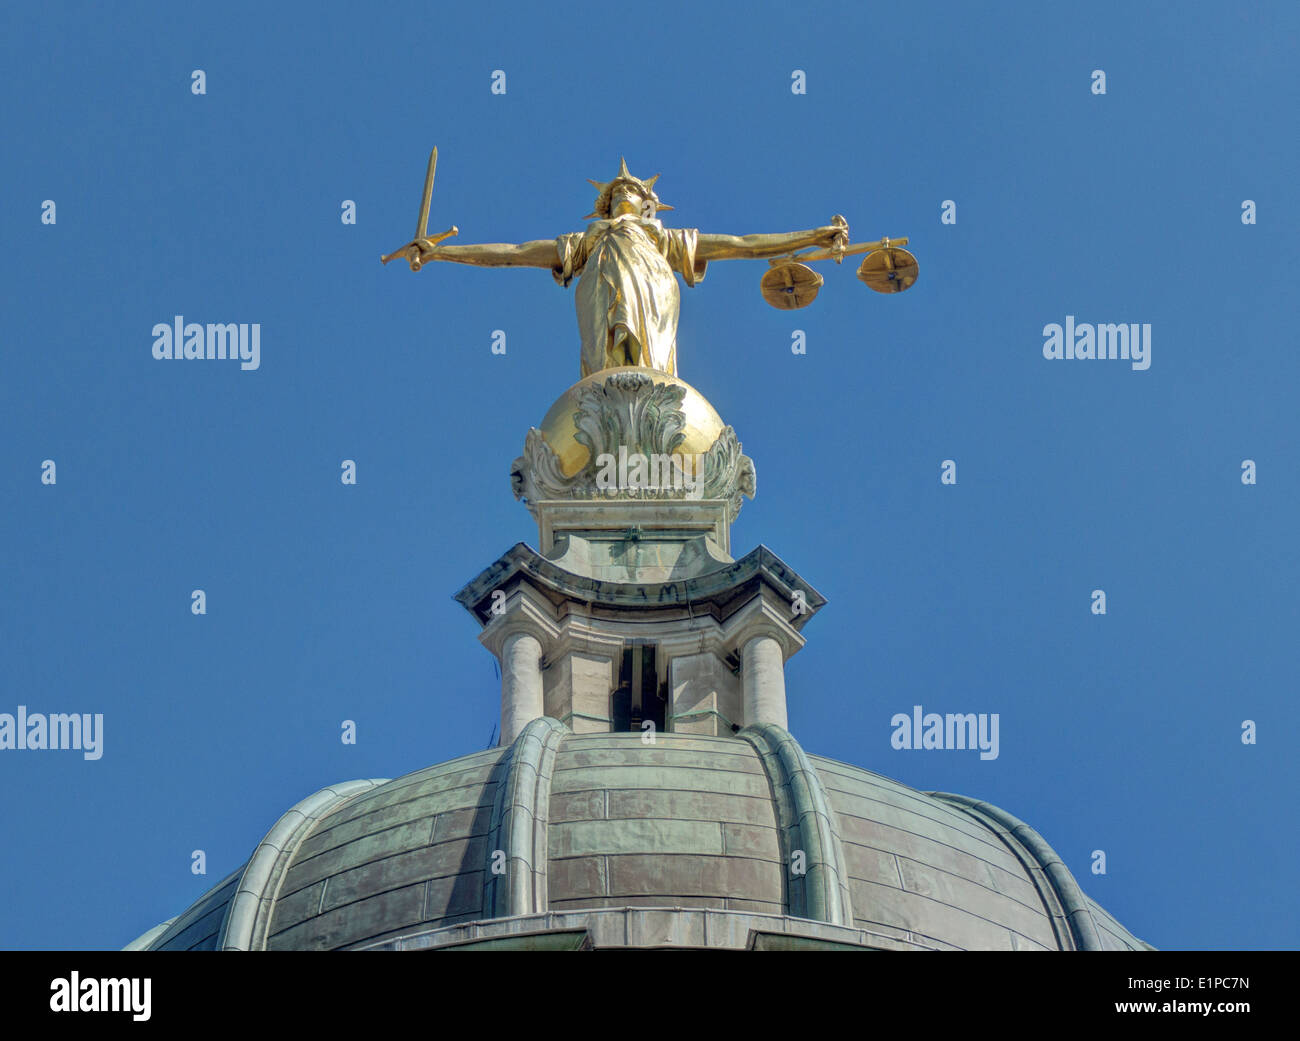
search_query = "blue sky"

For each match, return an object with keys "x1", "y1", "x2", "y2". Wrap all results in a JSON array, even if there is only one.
[{"x1": 1, "y1": 1, "x2": 1296, "y2": 951}]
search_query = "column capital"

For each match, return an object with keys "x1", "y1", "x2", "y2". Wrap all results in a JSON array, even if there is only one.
[
  {"x1": 479, "y1": 586, "x2": 561, "y2": 660},
  {"x1": 722, "y1": 592, "x2": 807, "y2": 663}
]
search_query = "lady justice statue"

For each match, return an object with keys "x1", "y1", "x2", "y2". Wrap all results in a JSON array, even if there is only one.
[
  {"x1": 381, "y1": 149, "x2": 915, "y2": 538},
  {"x1": 382, "y1": 153, "x2": 859, "y2": 379}
]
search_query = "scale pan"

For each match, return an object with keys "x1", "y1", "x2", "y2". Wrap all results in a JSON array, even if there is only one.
[
  {"x1": 760, "y1": 261, "x2": 824, "y2": 310},
  {"x1": 857, "y1": 247, "x2": 919, "y2": 293}
]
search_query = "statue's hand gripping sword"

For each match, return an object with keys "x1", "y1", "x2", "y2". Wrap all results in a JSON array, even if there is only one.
[{"x1": 380, "y1": 146, "x2": 458, "y2": 271}]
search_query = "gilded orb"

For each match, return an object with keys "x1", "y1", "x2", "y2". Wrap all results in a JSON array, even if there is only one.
[{"x1": 537, "y1": 366, "x2": 726, "y2": 478}]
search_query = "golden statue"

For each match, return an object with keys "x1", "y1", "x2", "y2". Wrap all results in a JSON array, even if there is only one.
[{"x1": 383, "y1": 151, "x2": 916, "y2": 378}]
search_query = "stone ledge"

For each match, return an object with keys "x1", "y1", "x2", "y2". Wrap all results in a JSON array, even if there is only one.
[{"x1": 350, "y1": 906, "x2": 914, "y2": 951}]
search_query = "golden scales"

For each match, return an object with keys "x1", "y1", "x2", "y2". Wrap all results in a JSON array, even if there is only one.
[{"x1": 759, "y1": 233, "x2": 918, "y2": 310}]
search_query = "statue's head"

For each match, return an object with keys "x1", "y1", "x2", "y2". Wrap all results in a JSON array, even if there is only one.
[{"x1": 586, "y1": 158, "x2": 674, "y2": 221}]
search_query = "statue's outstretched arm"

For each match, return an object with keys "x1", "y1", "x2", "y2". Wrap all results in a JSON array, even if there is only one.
[
  {"x1": 414, "y1": 238, "x2": 559, "y2": 269},
  {"x1": 696, "y1": 217, "x2": 847, "y2": 262}
]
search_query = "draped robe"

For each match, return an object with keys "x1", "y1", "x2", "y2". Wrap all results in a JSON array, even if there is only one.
[{"x1": 552, "y1": 214, "x2": 707, "y2": 378}]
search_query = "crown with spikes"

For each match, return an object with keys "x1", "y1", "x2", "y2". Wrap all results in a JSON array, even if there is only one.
[{"x1": 585, "y1": 157, "x2": 674, "y2": 220}]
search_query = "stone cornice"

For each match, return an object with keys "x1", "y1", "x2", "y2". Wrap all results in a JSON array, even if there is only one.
[{"x1": 456, "y1": 542, "x2": 826, "y2": 633}]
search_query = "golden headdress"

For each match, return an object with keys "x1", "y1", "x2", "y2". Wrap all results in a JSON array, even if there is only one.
[{"x1": 585, "y1": 157, "x2": 674, "y2": 220}]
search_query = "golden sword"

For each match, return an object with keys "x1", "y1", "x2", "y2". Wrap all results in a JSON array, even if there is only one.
[{"x1": 381, "y1": 146, "x2": 458, "y2": 271}]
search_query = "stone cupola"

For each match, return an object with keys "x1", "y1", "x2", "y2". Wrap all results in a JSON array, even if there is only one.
[{"x1": 455, "y1": 365, "x2": 825, "y2": 744}]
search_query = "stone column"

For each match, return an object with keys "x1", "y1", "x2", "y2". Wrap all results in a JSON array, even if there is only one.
[
  {"x1": 501, "y1": 632, "x2": 543, "y2": 745},
  {"x1": 742, "y1": 635, "x2": 788, "y2": 729}
]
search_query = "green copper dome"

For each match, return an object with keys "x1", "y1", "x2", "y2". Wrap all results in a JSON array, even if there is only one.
[{"x1": 127, "y1": 722, "x2": 1150, "y2": 951}]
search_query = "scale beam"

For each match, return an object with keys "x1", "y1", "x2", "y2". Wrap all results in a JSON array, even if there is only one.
[{"x1": 794, "y1": 235, "x2": 909, "y2": 264}]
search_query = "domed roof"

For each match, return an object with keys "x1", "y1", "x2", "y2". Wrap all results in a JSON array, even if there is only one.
[{"x1": 127, "y1": 723, "x2": 1151, "y2": 951}]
